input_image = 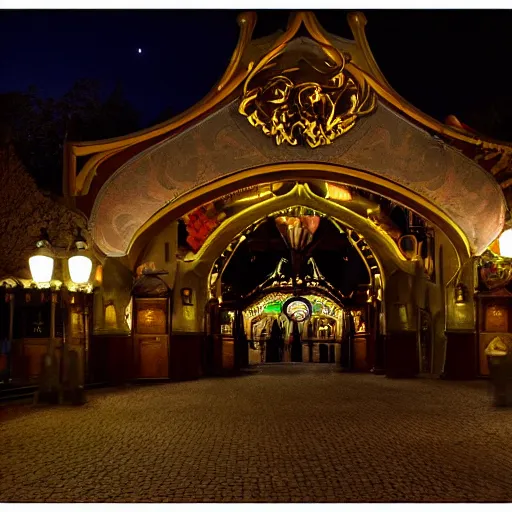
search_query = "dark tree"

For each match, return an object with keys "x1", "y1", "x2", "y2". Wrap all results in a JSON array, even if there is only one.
[{"x1": 0, "y1": 80, "x2": 140, "y2": 195}]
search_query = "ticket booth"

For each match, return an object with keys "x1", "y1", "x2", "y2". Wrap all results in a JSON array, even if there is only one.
[{"x1": 132, "y1": 270, "x2": 171, "y2": 379}]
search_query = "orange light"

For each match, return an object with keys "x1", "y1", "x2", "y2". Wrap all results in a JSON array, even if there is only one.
[
  {"x1": 327, "y1": 183, "x2": 352, "y2": 201},
  {"x1": 499, "y1": 229, "x2": 512, "y2": 258},
  {"x1": 94, "y1": 265, "x2": 103, "y2": 284}
]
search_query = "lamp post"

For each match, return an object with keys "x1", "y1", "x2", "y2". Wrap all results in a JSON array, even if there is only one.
[{"x1": 29, "y1": 228, "x2": 93, "y2": 402}]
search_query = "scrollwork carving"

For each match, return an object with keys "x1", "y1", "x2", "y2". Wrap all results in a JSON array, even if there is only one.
[
  {"x1": 479, "y1": 250, "x2": 512, "y2": 290},
  {"x1": 239, "y1": 49, "x2": 376, "y2": 148}
]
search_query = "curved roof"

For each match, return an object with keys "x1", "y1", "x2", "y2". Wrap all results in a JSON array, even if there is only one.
[{"x1": 65, "y1": 11, "x2": 511, "y2": 258}]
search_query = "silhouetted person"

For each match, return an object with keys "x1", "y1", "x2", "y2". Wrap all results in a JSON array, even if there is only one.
[
  {"x1": 266, "y1": 320, "x2": 282, "y2": 363},
  {"x1": 341, "y1": 313, "x2": 355, "y2": 371},
  {"x1": 291, "y1": 322, "x2": 303, "y2": 362},
  {"x1": 274, "y1": 321, "x2": 285, "y2": 362},
  {"x1": 306, "y1": 323, "x2": 314, "y2": 363}
]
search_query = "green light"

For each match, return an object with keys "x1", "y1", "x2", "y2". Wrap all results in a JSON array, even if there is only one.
[
  {"x1": 263, "y1": 301, "x2": 282, "y2": 314},
  {"x1": 312, "y1": 303, "x2": 322, "y2": 314}
]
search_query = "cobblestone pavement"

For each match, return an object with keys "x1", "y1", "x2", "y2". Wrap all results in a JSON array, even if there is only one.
[{"x1": 1, "y1": 364, "x2": 512, "y2": 503}]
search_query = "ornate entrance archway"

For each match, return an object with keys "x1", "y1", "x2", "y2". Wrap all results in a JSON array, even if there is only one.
[{"x1": 64, "y1": 11, "x2": 511, "y2": 383}]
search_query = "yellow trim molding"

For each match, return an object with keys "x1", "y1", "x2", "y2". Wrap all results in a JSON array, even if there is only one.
[
  {"x1": 127, "y1": 162, "x2": 470, "y2": 269},
  {"x1": 65, "y1": 11, "x2": 512, "y2": 199}
]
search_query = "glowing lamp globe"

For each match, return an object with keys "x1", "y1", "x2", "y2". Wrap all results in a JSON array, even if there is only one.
[
  {"x1": 499, "y1": 229, "x2": 512, "y2": 258},
  {"x1": 68, "y1": 254, "x2": 93, "y2": 285},
  {"x1": 29, "y1": 254, "x2": 54, "y2": 285}
]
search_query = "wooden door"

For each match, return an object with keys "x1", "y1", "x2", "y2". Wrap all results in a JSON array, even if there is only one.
[
  {"x1": 133, "y1": 298, "x2": 169, "y2": 379},
  {"x1": 138, "y1": 335, "x2": 169, "y2": 378}
]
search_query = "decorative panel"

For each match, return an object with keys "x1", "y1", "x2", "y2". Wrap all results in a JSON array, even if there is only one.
[
  {"x1": 484, "y1": 304, "x2": 509, "y2": 333},
  {"x1": 138, "y1": 336, "x2": 169, "y2": 379},
  {"x1": 134, "y1": 298, "x2": 168, "y2": 335},
  {"x1": 91, "y1": 100, "x2": 505, "y2": 257}
]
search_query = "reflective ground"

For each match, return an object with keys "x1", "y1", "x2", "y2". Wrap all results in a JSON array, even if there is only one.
[{"x1": 1, "y1": 364, "x2": 511, "y2": 503}]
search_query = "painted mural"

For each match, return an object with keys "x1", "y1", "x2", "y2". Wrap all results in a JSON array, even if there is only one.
[{"x1": 180, "y1": 184, "x2": 281, "y2": 254}]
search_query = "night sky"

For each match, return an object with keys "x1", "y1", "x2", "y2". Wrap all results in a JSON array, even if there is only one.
[{"x1": 1, "y1": 9, "x2": 512, "y2": 130}]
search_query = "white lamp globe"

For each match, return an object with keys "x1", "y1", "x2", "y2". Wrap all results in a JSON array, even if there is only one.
[
  {"x1": 29, "y1": 254, "x2": 54, "y2": 285},
  {"x1": 68, "y1": 254, "x2": 93, "y2": 285},
  {"x1": 499, "y1": 229, "x2": 512, "y2": 258}
]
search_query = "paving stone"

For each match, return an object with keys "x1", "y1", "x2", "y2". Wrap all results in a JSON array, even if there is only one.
[{"x1": 1, "y1": 364, "x2": 512, "y2": 502}]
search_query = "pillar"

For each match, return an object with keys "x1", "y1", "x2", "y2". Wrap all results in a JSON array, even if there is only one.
[
  {"x1": 170, "y1": 263, "x2": 206, "y2": 380},
  {"x1": 384, "y1": 270, "x2": 420, "y2": 378},
  {"x1": 443, "y1": 258, "x2": 478, "y2": 380}
]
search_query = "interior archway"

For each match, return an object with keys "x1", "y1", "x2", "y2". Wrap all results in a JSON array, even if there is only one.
[
  {"x1": 211, "y1": 209, "x2": 379, "y2": 368},
  {"x1": 128, "y1": 162, "x2": 471, "y2": 271},
  {"x1": 131, "y1": 175, "x2": 460, "y2": 377}
]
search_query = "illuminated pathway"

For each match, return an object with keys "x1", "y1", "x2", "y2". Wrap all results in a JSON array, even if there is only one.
[{"x1": 1, "y1": 365, "x2": 512, "y2": 503}]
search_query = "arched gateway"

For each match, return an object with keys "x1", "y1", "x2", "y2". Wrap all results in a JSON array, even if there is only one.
[{"x1": 64, "y1": 12, "x2": 512, "y2": 382}]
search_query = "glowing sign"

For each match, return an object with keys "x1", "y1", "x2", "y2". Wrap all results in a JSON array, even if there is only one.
[{"x1": 283, "y1": 297, "x2": 312, "y2": 323}]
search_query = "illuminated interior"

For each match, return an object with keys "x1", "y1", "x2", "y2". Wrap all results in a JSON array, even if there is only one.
[
  {"x1": 190, "y1": 178, "x2": 437, "y2": 365},
  {"x1": 243, "y1": 292, "x2": 344, "y2": 343}
]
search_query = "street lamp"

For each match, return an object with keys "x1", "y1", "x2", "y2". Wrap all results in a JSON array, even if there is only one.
[
  {"x1": 29, "y1": 228, "x2": 93, "y2": 287},
  {"x1": 28, "y1": 228, "x2": 94, "y2": 403},
  {"x1": 67, "y1": 229, "x2": 92, "y2": 285},
  {"x1": 28, "y1": 229, "x2": 54, "y2": 287}
]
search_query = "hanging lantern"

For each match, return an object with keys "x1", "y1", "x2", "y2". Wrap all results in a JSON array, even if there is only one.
[
  {"x1": 68, "y1": 228, "x2": 93, "y2": 285},
  {"x1": 499, "y1": 229, "x2": 512, "y2": 258},
  {"x1": 454, "y1": 283, "x2": 466, "y2": 305},
  {"x1": 29, "y1": 229, "x2": 54, "y2": 287}
]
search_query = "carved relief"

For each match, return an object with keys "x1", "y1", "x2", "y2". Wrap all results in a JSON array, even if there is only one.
[
  {"x1": 479, "y1": 250, "x2": 512, "y2": 290},
  {"x1": 239, "y1": 48, "x2": 376, "y2": 148},
  {"x1": 485, "y1": 304, "x2": 509, "y2": 332}
]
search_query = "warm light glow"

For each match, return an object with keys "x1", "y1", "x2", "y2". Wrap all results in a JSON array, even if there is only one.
[
  {"x1": 68, "y1": 255, "x2": 93, "y2": 284},
  {"x1": 94, "y1": 265, "x2": 103, "y2": 285},
  {"x1": 499, "y1": 229, "x2": 512, "y2": 258},
  {"x1": 29, "y1": 255, "x2": 54, "y2": 285},
  {"x1": 125, "y1": 299, "x2": 133, "y2": 330},
  {"x1": 327, "y1": 183, "x2": 352, "y2": 201},
  {"x1": 105, "y1": 304, "x2": 117, "y2": 328}
]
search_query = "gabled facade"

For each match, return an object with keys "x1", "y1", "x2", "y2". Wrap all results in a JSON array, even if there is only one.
[{"x1": 58, "y1": 11, "x2": 512, "y2": 383}]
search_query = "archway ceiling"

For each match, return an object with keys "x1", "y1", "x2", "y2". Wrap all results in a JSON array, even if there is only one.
[
  {"x1": 90, "y1": 99, "x2": 505, "y2": 257},
  {"x1": 219, "y1": 215, "x2": 370, "y2": 301}
]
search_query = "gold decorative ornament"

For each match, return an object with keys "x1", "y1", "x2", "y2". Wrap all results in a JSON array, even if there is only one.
[
  {"x1": 479, "y1": 250, "x2": 512, "y2": 290},
  {"x1": 485, "y1": 336, "x2": 512, "y2": 357},
  {"x1": 239, "y1": 48, "x2": 376, "y2": 148}
]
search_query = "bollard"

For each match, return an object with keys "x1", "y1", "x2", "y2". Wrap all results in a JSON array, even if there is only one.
[
  {"x1": 485, "y1": 336, "x2": 512, "y2": 407},
  {"x1": 35, "y1": 353, "x2": 60, "y2": 404},
  {"x1": 62, "y1": 350, "x2": 86, "y2": 406}
]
